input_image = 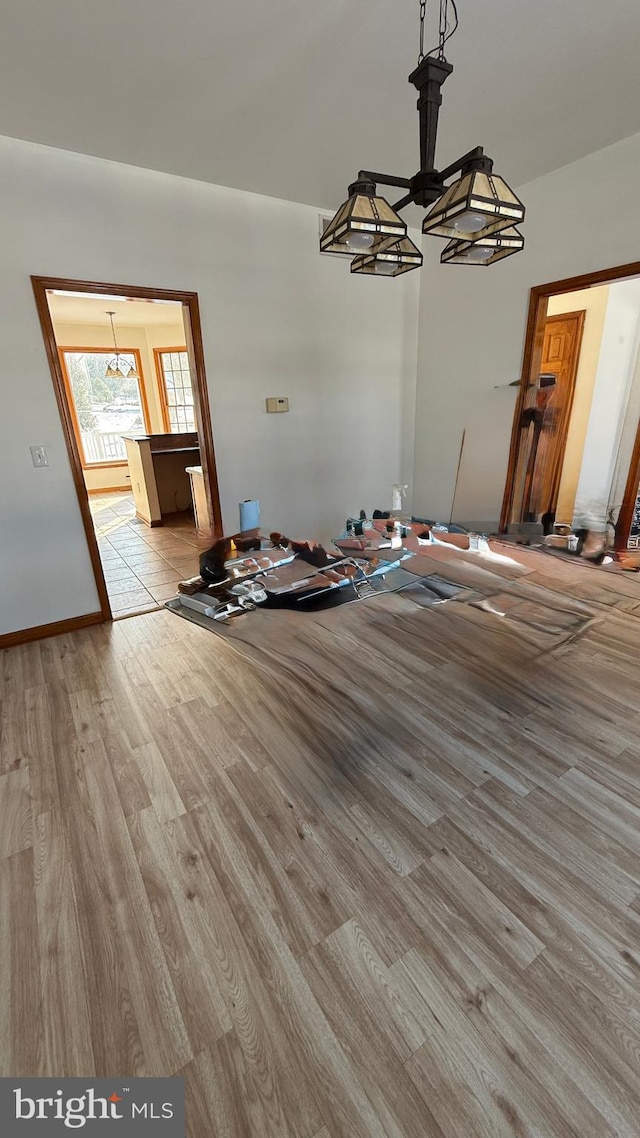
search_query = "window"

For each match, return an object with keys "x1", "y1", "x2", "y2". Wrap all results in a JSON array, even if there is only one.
[
  {"x1": 61, "y1": 348, "x2": 150, "y2": 466},
  {"x1": 156, "y1": 349, "x2": 196, "y2": 432}
]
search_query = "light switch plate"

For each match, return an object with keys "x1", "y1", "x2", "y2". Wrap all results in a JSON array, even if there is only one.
[
  {"x1": 30, "y1": 445, "x2": 49, "y2": 467},
  {"x1": 266, "y1": 397, "x2": 289, "y2": 413}
]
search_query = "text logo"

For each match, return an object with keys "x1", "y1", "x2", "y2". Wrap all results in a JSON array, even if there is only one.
[{"x1": 1, "y1": 1078, "x2": 184, "y2": 1136}]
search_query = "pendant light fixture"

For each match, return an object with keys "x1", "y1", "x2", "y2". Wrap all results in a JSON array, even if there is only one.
[
  {"x1": 319, "y1": 176, "x2": 407, "y2": 255},
  {"x1": 321, "y1": 0, "x2": 525, "y2": 277},
  {"x1": 440, "y1": 226, "x2": 524, "y2": 266},
  {"x1": 104, "y1": 311, "x2": 139, "y2": 379},
  {"x1": 421, "y1": 164, "x2": 525, "y2": 240},
  {"x1": 351, "y1": 235, "x2": 423, "y2": 276}
]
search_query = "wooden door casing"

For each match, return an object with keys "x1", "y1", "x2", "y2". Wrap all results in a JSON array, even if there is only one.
[{"x1": 615, "y1": 415, "x2": 640, "y2": 550}]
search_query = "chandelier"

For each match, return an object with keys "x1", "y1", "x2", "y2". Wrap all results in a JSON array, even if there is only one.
[
  {"x1": 321, "y1": 0, "x2": 525, "y2": 276},
  {"x1": 104, "y1": 311, "x2": 139, "y2": 379}
]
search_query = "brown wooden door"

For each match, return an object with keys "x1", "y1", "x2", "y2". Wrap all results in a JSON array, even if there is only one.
[{"x1": 510, "y1": 310, "x2": 585, "y2": 524}]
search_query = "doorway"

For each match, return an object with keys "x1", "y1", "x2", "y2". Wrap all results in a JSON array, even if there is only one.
[
  {"x1": 501, "y1": 260, "x2": 640, "y2": 550},
  {"x1": 32, "y1": 277, "x2": 222, "y2": 621}
]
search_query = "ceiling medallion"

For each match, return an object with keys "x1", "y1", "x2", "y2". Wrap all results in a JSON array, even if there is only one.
[{"x1": 321, "y1": 0, "x2": 524, "y2": 276}]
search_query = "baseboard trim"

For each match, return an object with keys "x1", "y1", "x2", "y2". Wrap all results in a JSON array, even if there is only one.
[{"x1": 0, "y1": 611, "x2": 105, "y2": 650}]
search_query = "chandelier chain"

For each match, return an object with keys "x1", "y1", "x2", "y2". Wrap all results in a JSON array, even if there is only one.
[
  {"x1": 418, "y1": 0, "x2": 427, "y2": 62},
  {"x1": 439, "y1": 0, "x2": 447, "y2": 58},
  {"x1": 419, "y1": 0, "x2": 459, "y2": 62}
]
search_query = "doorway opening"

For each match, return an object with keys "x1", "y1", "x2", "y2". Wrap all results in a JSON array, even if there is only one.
[
  {"x1": 33, "y1": 277, "x2": 222, "y2": 620},
  {"x1": 501, "y1": 260, "x2": 640, "y2": 553}
]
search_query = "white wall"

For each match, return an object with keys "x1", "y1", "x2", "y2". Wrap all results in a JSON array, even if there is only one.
[
  {"x1": 0, "y1": 136, "x2": 419, "y2": 636},
  {"x1": 413, "y1": 129, "x2": 640, "y2": 532}
]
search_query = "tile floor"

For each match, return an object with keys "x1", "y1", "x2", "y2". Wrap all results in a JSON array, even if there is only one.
[{"x1": 89, "y1": 492, "x2": 200, "y2": 618}]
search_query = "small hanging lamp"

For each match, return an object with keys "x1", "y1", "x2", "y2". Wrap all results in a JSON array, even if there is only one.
[
  {"x1": 351, "y1": 235, "x2": 423, "y2": 276},
  {"x1": 320, "y1": 177, "x2": 407, "y2": 256},
  {"x1": 440, "y1": 226, "x2": 524, "y2": 266},
  {"x1": 105, "y1": 310, "x2": 139, "y2": 379}
]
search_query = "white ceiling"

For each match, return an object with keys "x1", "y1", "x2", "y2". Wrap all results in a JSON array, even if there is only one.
[
  {"x1": 47, "y1": 292, "x2": 185, "y2": 328},
  {"x1": 2, "y1": 0, "x2": 640, "y2": 210}
]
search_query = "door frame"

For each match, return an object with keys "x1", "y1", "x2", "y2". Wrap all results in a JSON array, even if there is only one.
[
  {"x1": 500, "y1": 259, "x2": 640, "y2": 532},
  {"x1": 32, "y1": 276, "x2": 223, "y2": 626},
  {"x1": 616, "y1": 416, "x2": 640, "y2": 551}
]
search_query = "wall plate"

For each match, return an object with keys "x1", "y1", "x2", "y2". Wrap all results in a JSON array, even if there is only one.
[{"x1": 266, "y1": 397, "x2": 289, "y2": 413}]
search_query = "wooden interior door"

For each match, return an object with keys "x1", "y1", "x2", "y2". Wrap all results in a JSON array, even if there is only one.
[{"x1": 510, "y1": 310, "x2": 585, "y2": 525}]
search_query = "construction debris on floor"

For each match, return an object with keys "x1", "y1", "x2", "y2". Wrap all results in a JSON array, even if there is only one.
[{"x1": 166, "y1": 511, "x2": 477, "y2": 628}]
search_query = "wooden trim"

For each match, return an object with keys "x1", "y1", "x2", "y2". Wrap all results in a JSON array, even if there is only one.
[
  {"x1": 183, "y1": 295, "x2": 223, "y2": 537},
  {"x1": 29, "y1": 276, "x2": 223, "y2": 645},
  {"x1": 88, "y1": 485, "x2": 131, "y2": 495},
  {"x1": 544, "y1": 310, "x2": 587, "y2": 326},
  {"x1": 58, "y1": 344, "x2": 151, "y2": 468},
  {"x1": 80, "y1": 461, "x2": 128, "y2": 471},
  {"x1": 615, "y1": 417, "x2": 640, "y2": 550},
  {"x1": 38, "y1": 275, "x2": 222, "y2": 534},
  {"x1": 31, "y1": 280, "x2": 113, "y2": 625},
  {"x1": 35, "y1": 277, "x2": 204, "y2": 302},
  {"x1": 500, "y1": 260, "x2": 640, "y2": 531},
  {"x1": 153, "y1": 345, "x2": 189, "y2": 434},
  {"x1": 0, "y1": 611, "x2": 104, "y2": 650},
  {"x1": 524, "y1": 260, "x2": 640, "y2": 299},
  {"x1": 155, "y1": 348, "x2": 171, "y2": 432}
]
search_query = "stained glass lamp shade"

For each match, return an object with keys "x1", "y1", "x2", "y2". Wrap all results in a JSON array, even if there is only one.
[
  {"x1": 422, "y1": 170, "x2": 524, "y2": 241},
  {"x1": 440, "y1": 226, "x2": 524, "y2": 266},
  {"x1": 321, "y1": 184, "x2": 407, "y2": 256},
  {"x1": 351, "y1": 235, "x2": 423, "y2": 276}
]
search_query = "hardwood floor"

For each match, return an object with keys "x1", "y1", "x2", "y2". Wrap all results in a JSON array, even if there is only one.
[{"x1": 2, "y1": 540, "x2": 640, "y2": 1135}]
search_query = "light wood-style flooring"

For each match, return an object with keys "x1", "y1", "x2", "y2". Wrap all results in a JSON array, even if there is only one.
[{"x1": 2, "y1": 540, "x2": 640, "y2": 1136}]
